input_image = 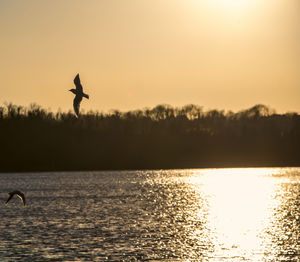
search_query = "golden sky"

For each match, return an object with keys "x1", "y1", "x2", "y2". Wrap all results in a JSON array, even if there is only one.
[{"x1": 0, "y1": 0, "x2": 299, "y2": 113}]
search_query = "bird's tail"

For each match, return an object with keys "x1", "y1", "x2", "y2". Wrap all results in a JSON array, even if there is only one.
[{"x1": 83, "y1": 93, "x2": 89, "y2": 99}]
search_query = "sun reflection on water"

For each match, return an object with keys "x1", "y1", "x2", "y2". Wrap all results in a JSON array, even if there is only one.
[{"x1": 186, "y1": 168, "x2": 286, "y2": 260}]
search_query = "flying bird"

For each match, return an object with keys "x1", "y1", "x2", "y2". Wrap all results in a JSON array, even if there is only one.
[
  {"x1": 69, "y1": 73, "x2": 89, "y2": 117},
  {"x1": 5, "y1": 190, "x2": 26, "y2": 206}
]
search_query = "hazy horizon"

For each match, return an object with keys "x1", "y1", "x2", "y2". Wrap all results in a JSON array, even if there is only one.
[
  {"x1": 0, "y1": 101, "x2": 296, "y2": 115},
  {"x1": 1, "y1": 0, "x2": 299, "y2": 113}
]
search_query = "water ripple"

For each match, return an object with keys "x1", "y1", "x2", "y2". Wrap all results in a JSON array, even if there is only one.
[{"x1": 0, "y1": 168, "x2": 299, "y2": 261}]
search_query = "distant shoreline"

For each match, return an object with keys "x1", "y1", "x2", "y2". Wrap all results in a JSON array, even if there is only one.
[
  {"x1": 0, "y1": 165, "x2": 300, "y2": 175},
  {"x1": 1, "y1": 164, "x2": 300, "y2": 174},
  {"x1": 1, "y1": 103, "x2": 300, "y2": 173}
]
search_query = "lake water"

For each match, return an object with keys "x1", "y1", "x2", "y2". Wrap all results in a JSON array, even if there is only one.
[{"x1": 0, "y1": 168, "x2": 299, "y2": 261}]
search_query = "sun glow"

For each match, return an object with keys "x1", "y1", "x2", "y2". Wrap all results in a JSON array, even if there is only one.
[
  {"x1": 206, "y1": 0, "x2": 259, "y2": 17},
  {"x1": 212, "y1": 0, "x2": 253, "y2": 11}
]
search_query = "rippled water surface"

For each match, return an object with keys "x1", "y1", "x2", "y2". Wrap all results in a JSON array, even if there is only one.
[{"x1": 0, "y1": 168, "x2": 299, "y2": 261}]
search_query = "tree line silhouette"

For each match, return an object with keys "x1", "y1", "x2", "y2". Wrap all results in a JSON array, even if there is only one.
[{"x1": 1, "y1": 103, "x2": 299, "y2": 171}]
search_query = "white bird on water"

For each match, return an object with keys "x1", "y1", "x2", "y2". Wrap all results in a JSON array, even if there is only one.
[
  {"x1": 69, "y1": 73, "x2": 89, "y2": 117},
  {"x1": 5, "y1": 190, "x2": 26, "y2": 206}
]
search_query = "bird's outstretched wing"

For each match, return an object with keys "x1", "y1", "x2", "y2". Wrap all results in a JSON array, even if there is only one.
[
  {"x1": 5, "y1": 190, "x2": 26, "y2": 206},
  {"x1": 74, "y1": 74, "x2": 83, "y2": 93},
  {"x1": 5, "y1": 193, "x2": 14, "y2": 205},
  {"x1": 17, "y1": 193, "x2": 26, "y2": 206},
  {"x1": 73, "y1": 95, "x2": 82, "y2": 117}
]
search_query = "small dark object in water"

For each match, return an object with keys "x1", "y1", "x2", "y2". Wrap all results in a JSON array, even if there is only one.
[{"x1": 5, "y1": 190, "x2": 26, "y2": 206}]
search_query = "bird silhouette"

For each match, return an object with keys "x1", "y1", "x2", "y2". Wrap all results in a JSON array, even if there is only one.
[
  {"x1": 5, "y1": 190, "x2": 26, "y2": 206},
  {"x1": 69, "y1": 73, "x2": 89, "y2": 117}
]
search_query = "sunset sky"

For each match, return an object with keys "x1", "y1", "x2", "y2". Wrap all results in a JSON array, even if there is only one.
[{"x1": 1, "y1": 0, "x2": 299, "y2": 113}]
